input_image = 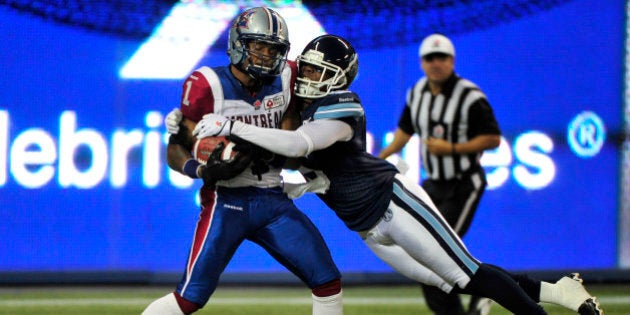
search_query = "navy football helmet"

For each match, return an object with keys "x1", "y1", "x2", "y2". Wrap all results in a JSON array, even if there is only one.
[{"x1": 295, "y1": 34, "x2": 358, "y2": 98}]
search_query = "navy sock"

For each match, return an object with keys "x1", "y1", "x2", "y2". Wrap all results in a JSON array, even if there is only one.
[
  {"x1": 482, "y1": 263, "x2": 542, "y2": 302},
  {"x1": 456, "y1": 263, "x2": 546, "y2": 315}
]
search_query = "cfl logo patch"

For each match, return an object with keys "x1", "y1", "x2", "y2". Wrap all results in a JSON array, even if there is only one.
[{"x1": 264, "y1": 95, "x2": 285, "y2": 110}]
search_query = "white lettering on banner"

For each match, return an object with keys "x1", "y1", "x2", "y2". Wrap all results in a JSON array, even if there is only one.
[
  {"x1": 143, "y1": 112, "x2": 163, "y2": 188},
  {"x1": 385, "y1": 132, "x2": 559, "y2": 191},
  {"x1": 58, "y1": 111, "x2": 108, "y2": 188},
  {"x1": 0, "y1": 110, "x2": 6, "y2": 185},
  {"x1": 481, "y1": 139, "x2": 512, "y2": 189},
  {"x1": 0, "y1": 110, "x2": 606, "y2": 191},
  {"x1": 512, "y1": 131, "x2": 555, "y2": 189},
  {"x1": 0, "y1": 109, "x2": 194, "y2": 189},
  {"x1": 11, "y1": 129, "x2": 57, "y2": 188}
]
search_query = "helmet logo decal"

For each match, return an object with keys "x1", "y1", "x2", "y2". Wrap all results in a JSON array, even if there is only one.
[
  {"x1": 303, "y1": 50, "x2": 324, "y2": 62},
  {"x1": 236, "y1": 11, "x2": 255, "y2": 30}
]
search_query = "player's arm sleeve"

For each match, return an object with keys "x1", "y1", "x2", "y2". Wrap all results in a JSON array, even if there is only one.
[
  {"x1": 167, "y1": 68, "x2": 216, "y2": 176},
  {"x1": 230, "y1": 119, "x2": 353, "y2": 158},
  {"x1": 180, "y1": 69, "x2": 216, "y2": 122},
  {"x1": 468, "y1": 98, "x2": 501, "y2": 136},
  {"x1": 167, "y1": 117, "x2": 198, "y2": 174},
  {"x1": 397, "y1": 105, "x2": 415, "y2": 135},
  {"x1": 464, "y1": 98, "x2": 502, "y2": 152}
]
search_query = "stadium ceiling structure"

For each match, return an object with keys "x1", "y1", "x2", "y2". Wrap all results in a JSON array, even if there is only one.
[{"x1": 0, "y1": 0, "x2": 573, "y2": 48}]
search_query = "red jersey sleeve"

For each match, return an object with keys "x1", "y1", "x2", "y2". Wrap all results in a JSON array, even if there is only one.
[
  {"x1": 286, "y1": 60, "x2": 298, "y2": 112},
  {"x1": 180, "y1": 69, "x2": 215, "y2": 123}
]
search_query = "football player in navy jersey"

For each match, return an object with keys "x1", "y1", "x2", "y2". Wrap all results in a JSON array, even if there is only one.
[
  {"x1": 190, "y1": 34, "x2": 604, "y2": 315},
  {"x1": 144, "y1": 7, "x2": 343, "y2": 315}
]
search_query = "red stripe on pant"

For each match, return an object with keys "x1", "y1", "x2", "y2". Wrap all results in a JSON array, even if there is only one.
[{"x1": 186, "y1": 189, "x2": 217, "y2": 276}]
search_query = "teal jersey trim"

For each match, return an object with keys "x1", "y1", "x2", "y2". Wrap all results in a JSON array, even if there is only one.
[{"x1": 313, "y1": 102, "x2": 364, "y2": 120}]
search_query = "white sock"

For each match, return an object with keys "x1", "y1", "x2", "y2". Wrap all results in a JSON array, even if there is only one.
[
  {"x1": 539, "y1": 281, "x2": 580, "y2": 311},
  {"x1": 142, "y1": 293, "x2": 186, "y2": 315},
  {"x1": 312, "y1": 291, "x2": 343, "y2": 315},
  {"x1": 540, "y1": 282, "x2": 563, "y2": 305}
]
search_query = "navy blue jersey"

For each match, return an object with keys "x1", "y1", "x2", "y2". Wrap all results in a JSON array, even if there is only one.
[{"x1": 301, "y1": 91, "x2": 398, "y2": 231}]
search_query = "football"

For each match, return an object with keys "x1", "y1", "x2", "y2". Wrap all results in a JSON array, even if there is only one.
[{"x1": 193, "y1": 136, "x2": 238, "y2": 163}]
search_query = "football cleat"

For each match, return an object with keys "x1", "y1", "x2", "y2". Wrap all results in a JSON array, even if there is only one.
[
  {"x1": 467, "y1": 296, "x2": 493, "y2": 315},
  {"x1": 578, "y1": 297, "x2": 604, "y2": 315},
  {"x1": 556, "y1": 273, "x2": 603, "y2": 315}
]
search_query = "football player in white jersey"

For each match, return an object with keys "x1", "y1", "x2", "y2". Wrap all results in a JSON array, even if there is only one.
[{"x1": 142, "y1": 7, "x2": 342, "y2": 315}]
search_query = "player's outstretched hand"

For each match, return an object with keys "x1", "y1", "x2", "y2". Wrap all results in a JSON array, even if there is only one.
[
  {"x1": 165, "y1": 108, "x2": 183, "y2": 134},
  {"x1": 193, "y1": 113, "x2": 233, "y2": 138}
]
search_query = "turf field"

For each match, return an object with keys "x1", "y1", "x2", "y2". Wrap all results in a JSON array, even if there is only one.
[{"x1": 0, "y1": 284, "x2": 628, "y2": 314}]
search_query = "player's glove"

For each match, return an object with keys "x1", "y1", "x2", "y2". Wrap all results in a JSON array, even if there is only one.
[
  {"x1": 229, "y1": 135, "x2": 275, "y2": 162},
  {"x1": 283, "y1": 169, "x2": 330, "y2": 199},
  {"x1": 165, "y1": 108, "x2": 183, "y2": 134},
  {"x1": 229, "y1": 135, "x2": 275, "y2": 180},
  {"x1": 193, "y1": 113, "x2": 233, "y2": 138},
  {"x1": 198, "y1": 142, "x2": 252, "y2": 187}
]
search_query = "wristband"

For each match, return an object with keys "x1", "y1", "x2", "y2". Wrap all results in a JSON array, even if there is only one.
[
  {"x1": 183, "y1": 159, "x2": 202, "y2": 178},
  {"x1": 451, "y1": 143, "x2": 457, "y2": 155}
]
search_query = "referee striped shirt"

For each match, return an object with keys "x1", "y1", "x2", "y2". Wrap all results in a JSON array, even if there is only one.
[{"x1": 397, "y1": 73, "x2": 500, "y2": 181}]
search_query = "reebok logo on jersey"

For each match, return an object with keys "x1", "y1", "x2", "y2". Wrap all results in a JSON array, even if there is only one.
[{"x1": 224, "y1": 204, "x2": 244, "y2": 211}]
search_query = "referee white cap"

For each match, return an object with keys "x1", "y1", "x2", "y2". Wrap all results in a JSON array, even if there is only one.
[{"x1": 419, "y1": 34, "x2": 455, "y2": 57}]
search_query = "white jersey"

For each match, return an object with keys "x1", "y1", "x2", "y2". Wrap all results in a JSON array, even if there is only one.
[{"x1": 180, "y1": 63, "x2": 296, "y2": 188}]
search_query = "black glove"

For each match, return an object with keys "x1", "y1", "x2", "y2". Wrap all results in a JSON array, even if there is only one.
[
  {"x1": 250, "y1": 159, "x2": 270, "y2": 180},
  {"x1": 228, "y1": 135, "x2": 275, "y2": 162},
  {"x1": 199, "y1": 142, "x2": 252, "y2": 187},
  {"x1": 228, "y1": 135, "x2": 275, "y2": 180}
]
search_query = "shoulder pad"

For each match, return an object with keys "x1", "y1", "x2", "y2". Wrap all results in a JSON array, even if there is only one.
[{"x1": 313, "y1": 91, "x2": 364, "y2": 120}]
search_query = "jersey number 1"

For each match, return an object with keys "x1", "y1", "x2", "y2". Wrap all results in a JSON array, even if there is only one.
[{"x1": 182, "y1": 80, "x2": 193, "y2": 106}]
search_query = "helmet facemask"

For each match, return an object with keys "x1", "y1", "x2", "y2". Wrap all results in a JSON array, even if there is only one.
[
  {"x1": 236, "y1": 37, "x2": 289, "y2": 79},
  {"x1": 296, "y1": 49, "x2": 353, "y2": 98}
]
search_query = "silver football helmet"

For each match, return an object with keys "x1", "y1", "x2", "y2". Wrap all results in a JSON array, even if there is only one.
[
  {"x1": 228, "y1": 7, "x2": 290, "y2": 79},
  {"x1": 295, "y1": 34, "x2": 358, "y2": 98}
]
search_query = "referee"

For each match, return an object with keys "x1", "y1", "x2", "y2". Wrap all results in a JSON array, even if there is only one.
[{"x1": 378, "y1": 33, "x2": 501, "y2": 315}]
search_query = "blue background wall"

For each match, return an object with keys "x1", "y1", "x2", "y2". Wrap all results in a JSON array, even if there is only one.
[{"x1": 0, "y1": 0, "x2": 624, "y2": 278}]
